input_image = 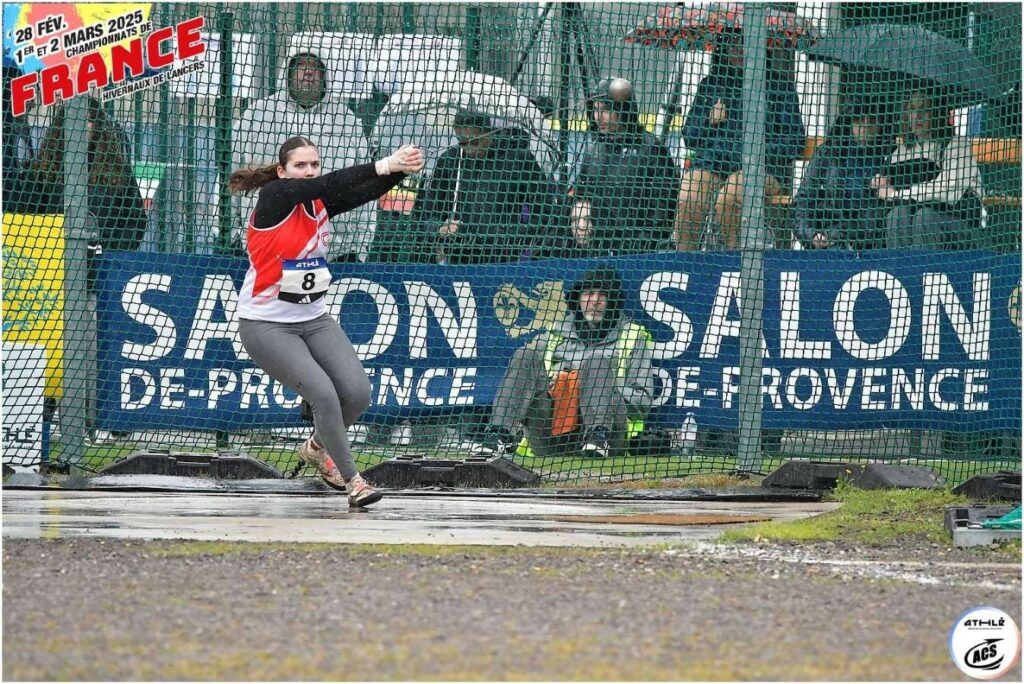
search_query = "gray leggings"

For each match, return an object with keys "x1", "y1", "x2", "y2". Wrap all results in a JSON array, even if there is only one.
[{"x1": 238, "y1": 314, "x2": 371, "y2": 479}]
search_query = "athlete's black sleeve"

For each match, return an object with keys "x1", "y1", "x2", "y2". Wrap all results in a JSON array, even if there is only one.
[{"x1": 252, "y1": 163, "x2": 406, "y2": 228}]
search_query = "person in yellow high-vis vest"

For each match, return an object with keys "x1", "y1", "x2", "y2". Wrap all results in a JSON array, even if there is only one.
[{"x1": 473, "y1": 266, "x2": 654, "y2": 459}]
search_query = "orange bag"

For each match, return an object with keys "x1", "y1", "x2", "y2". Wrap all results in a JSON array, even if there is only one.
[{"x1": 548, "y1": 370, "x2": 580, "y2": 436}]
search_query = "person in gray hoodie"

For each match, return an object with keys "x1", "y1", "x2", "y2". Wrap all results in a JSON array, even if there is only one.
[
  {"x1": 474, "y1": 266, "x2": 655, "y2": 459},
  {"x1": 233, "y1": 47, "x2": 376, "y2": 262}
]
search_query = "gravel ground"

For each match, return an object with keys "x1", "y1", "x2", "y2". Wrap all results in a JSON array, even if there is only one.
[{"x1": 3, "y1": 537, "x2": 1020, "y2": 681}]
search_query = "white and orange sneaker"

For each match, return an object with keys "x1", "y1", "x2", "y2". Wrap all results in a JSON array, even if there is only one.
[
  {"x1": 346, "y1": 473, "x2": 383, "y2": 507},
  {"x1": 298, "y1": 436, "x2": 346, "y2": 491}
]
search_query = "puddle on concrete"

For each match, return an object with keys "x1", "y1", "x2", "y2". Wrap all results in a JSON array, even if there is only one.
[{"x1": 2, "y1": 490, "x2": 838, "y2": 548}]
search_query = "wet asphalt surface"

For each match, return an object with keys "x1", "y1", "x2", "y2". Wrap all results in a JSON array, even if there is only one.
[
  {"x1": 0, "y1": 489, "x2": 838, "y2": 547},
  {"x1": 3, "y1": 532, "x2": 1020, "y2": 681}
]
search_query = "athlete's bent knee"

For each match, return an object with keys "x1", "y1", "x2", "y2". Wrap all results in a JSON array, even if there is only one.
[{"x1": 344, "y1": 380, "x2": 373, "y2": 416}]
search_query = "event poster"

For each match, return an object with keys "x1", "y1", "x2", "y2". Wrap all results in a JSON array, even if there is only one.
[{"x1": 3, "y1": 3, "x2": 205, "y2": 113}]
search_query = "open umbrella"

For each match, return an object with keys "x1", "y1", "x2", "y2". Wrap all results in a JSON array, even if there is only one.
[
  {"x1": 623, "y1": 3, "x2": 820, "y2": 51},
  {"x1": 804, "y1": 23, "x2": 1002, "y2": 105},
  {"x1": 371, "y1": 70, "x2": 557, "y2": 181},
  {"x1": 624, "y1": 3, "x2": 819, "y2": 141}
]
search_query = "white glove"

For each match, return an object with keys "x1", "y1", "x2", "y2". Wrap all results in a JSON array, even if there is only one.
[{"x1": 375, "y1": 145, "x2": 425, "y2": 175}]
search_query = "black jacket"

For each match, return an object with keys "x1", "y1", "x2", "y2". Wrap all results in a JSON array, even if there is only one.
[
  {"x1": 410, "y1": 132, "x2": 564, "y2": 265},
  {"x1": 793, "y1": 140, "x2": 890, "y2": 250},
  {"x1": 573, "y1": 130, "x2": 679, "y2": 255},
  {"x1": 683, "y1": 70, "x2": 806, "y2": 181}
]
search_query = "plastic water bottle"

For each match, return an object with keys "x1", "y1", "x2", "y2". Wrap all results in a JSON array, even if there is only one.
[
  {"x1": 679, "y1": 413, "x2": 698, "y2": 458},
  {"x1": 347, "y1": 423, "x2": 369, "y2": 445},
  {"x1": 389, "y1": 421, "x2": 412, "y2": 446}
]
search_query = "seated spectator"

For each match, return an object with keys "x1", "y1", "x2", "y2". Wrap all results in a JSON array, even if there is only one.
[
  {"x1": 793, "y1": 96, "x2": 895, "y2": 250},
  {"x1": 559, "y1": 198, "x2": 606, "y2": 259},
  {"x1": 473, "y1": 266, "x2": 654, "y2": 459},
  {"x1": 675, "y1": 35, "x2": 805, "y2": 250},
  {"x1": 571, "y1": 78, "x2": 679, "y2": 256},
  {"x1": 28, "y1": 97, "x2": 146, "y2": 254},
  {"x1": 874, "y1": 89, "x2": 983, "y2": 249},
  {"x1": 233, "y1": 48, "x2": 376, "y2": 262},
  {"x1": 409, "y1": 110, "x2": 563, "y2": 265}
]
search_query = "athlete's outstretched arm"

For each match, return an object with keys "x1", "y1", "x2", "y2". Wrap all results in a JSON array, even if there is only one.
[{"x1": 252, "y1": 147, "x2": 423, "y2": 226}]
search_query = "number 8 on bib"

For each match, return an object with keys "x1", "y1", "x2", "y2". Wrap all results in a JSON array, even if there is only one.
[{"x1": 279, "y1": 257, "x2": 332, "y2": 304}]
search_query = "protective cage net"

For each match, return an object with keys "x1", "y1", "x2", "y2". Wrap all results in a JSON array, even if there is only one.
[{"x1": 2, "y1": 2, "x2": 1020, "y2": 486}]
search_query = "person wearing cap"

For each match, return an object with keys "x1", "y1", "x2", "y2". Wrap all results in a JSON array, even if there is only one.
[
  {"x1": 410, "y1": 109, "x2": 564, "y2": 265},
  {"x1": 793, "y1": 96, "x2": 895, "y2": 250},
  {"x1": 676, "y1": 35, "x2": 805, "y2": 250},
  {"x1": 232, "y1": 48, "x2": 377, "y2": 262},
  {"x1": 568, "y1": 77, "x2": 680, "y2": 256},
  {"x1": 473, "y1": 266, "x2": 655, "y2": 459}
]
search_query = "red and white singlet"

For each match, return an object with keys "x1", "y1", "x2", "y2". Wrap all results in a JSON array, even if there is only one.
[{"x1": 237, "y1": 199, "x2": 334, "y2": 322}]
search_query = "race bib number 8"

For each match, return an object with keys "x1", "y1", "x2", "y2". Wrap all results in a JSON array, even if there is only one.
[{"x1": 279, "y1": 257, "x2": 331, "y2": 304}]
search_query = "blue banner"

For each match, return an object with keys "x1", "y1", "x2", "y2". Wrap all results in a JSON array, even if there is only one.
[{"x1": 95, "y1": 251, "x2": 1022, "y2": 432}]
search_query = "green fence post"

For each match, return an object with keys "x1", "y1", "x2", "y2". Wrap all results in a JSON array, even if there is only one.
[
  {"x1": 156, "y1": 4, "x2": 173, "y2": 252},
  {"x1": 347, "y1": 2, "x2": 358, "y2": 32},
  {"x1": 214, "y1": 8, "x2": 236, "y2": 451},
  {"x1": 737, "y1": 4, "x2": 768, "y2": 475},
  {"x1": 133, "y1": 90, "x2": 144, "y2": 161},
  {"x1": 266, "y1": 3, "x2": 278, "y2": 97},
  {"x1": 557, "y1": 4, "x2": 572, "y2": 178},
  {"x1": 183, "y1": 2, "x2": 197, "y2": 254},
  {"x1": 59, "y1": 96, "x2": 93, "y2": 469},
  {"x1": 466, "y1": 5, "x2": 481, "y2": 71},
  {"x1": 185, "y1": 97, "x2": 197, "y2": 254},
  {"x1": 402, "y1": 3, "x2": 415, "y2": 34},
  {"x1": 216, "y1": 9, "x2": 234, "y2": 253},
  {"x1": 325, "y1": 2, "x2": 336, "y2": 32}
]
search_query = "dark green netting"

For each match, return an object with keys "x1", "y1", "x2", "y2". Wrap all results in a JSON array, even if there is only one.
[{"x1": 2, "y1": 2, "x2": 1020, "y2": 485}]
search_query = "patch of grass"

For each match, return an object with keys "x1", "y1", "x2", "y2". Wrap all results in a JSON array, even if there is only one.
[
  {"x1": 719, "y1": 481, "x2": 974, "y2": 545},
  {"x1": 549, "y1": 472, "x2": 762, "y2": 490},
  {"x1": 143, "y1": 541, "x2": 340, "y2": 557}
]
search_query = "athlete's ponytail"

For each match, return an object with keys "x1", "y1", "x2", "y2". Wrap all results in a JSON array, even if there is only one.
[{"x1": 229, "y1": 136, "x2": 317, "y2": 193}]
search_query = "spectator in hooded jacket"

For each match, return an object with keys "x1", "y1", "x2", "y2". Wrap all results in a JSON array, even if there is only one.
[
  {"x1": 410, "y1": 109, "x2": 564, "y2": 265},
  {"x1": 570, "y1": 78, "x2": 680, "y2": 256},
  {"x1": 793, "y1": 96, "x2": 895, "y2": 250},
  {"x1": 233, "y1": 48, "x2": 377, "y2": 262},
  {"x1": 473, "y1": 266, "x2": 654, "y2": 460},
  {"x1": 675, "y1": 34, "x2": 805, "y2": 250}
]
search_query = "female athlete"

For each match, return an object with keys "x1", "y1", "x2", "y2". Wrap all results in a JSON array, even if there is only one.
[{"x1": 229, "y1": 136, "x2": 424, "y2": 506}]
